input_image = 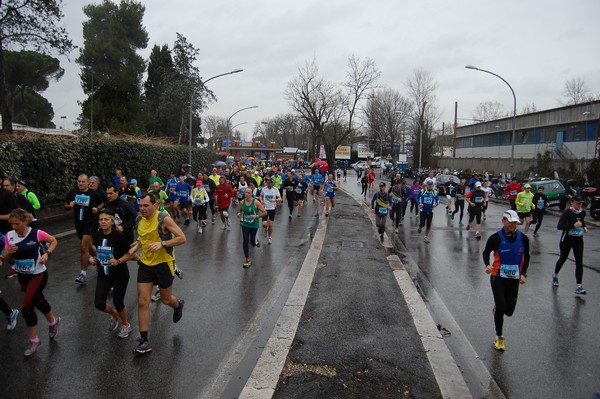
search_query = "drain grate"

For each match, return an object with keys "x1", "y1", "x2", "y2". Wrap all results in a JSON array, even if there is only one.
[{"x1": 341, "y1": 240, "x2": 365, "y2": 248}]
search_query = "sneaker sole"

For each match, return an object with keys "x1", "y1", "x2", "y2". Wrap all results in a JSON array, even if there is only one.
[{"x1": 132, "y1": 347, "x2": 152, "y2": 355}]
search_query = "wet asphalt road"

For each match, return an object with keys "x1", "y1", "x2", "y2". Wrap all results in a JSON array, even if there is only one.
[
  {"x1": 345, "y1": 173, "x2": 600, "y2": 399},
  {"x1": 0, "y1": 199, "x2": 319, "y2": 399}
]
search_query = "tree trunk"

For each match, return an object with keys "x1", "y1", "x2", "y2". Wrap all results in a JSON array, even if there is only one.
[{"x1": 0, "y1": 40, "x2": 14, "y2": 133}]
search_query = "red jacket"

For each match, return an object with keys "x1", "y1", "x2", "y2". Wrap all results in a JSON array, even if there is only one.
[
  {"x1": 214, "y1": 183, "x2": 235, "y2": 208},
  {"x1": 504, "y1": 183, "x2": 522, "y2": 200}
]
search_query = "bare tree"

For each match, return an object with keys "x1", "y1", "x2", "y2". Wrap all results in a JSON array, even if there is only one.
[
  {"x1": 285, "y1": 56, "x2": 379, "y2": 168},
  {"x1": 520, "y1": 102, "x2": 538, "y2": 115},
  {"x1": 561, "y1": 76, "x2": 591, "y2": 105},
  {"x1": 405, "y1": 68, "x2": 439, "y2": 169},
  {"x1": 363, "y1": 88, "x2": 413, "y2": 158},
  {"x1": 472, "y1": 101, "x2": 506, "y2": 121},
  {"x1": 202, "y1": 114, "x2": 227, "y2": 149}
]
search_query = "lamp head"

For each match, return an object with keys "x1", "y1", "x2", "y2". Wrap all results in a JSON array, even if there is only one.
[{"x1": 465, "y1": 65, "x2": 478, "y2": 70}]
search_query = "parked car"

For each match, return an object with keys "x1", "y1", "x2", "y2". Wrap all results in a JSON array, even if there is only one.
[
  {"x1": 528, "y1": 179, "x2": 568, "y2": 210},
  {"x1": 434, "y1": 173, "x2": 461, "y2": 196},
  {"x1": 351, "y1": 161, "x2": 370, "y2": 170}
]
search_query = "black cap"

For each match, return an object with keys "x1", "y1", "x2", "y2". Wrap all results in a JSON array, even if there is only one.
[
  {"x1": 571, "y1": 195, "x2": 584, "y2": 203},
  {"x1": 379, "y1": 182, "x2": 386, "y2": 187},
  {"x1": 393, "y1": 179, "x2": 401, "y2": 185}
]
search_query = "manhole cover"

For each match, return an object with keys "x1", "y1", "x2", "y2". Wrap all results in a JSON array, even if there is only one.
[{"x1": 342, "y1": 240, "x2": 365, "y2": 248}]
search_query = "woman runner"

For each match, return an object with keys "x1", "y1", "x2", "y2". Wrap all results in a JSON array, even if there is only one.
[{"x1": 237, "y1": 188, "x2": 267, "y2": 269}]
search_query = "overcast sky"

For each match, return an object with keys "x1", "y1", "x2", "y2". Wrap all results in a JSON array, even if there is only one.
[{"x1": 45, "y1": 0, "x2": 600, "y2": 139}]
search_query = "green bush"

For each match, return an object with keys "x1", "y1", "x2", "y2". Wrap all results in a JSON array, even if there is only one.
[{"x1": 0, "y1": 134, "x2": 218, "y2": 205}]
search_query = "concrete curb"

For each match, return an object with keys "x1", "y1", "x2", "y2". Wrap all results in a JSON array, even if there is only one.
[{"x1": 238, "y1": 207, "x2": 329, "y2": 399}]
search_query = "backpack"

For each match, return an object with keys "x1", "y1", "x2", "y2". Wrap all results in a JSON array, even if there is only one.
[{"x1": 135, "y1": 211, "x2": 173, "y2": 255}]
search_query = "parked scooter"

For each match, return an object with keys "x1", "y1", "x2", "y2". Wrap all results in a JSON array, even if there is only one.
[
  {"x1": 566, "y1": 178, "x2": 597, "y2": 206},
  {"x1": 590, "y1": 195, "x2": 600, "y2": 220},
  {"x1": 491, "y1": 177, "x2": 507, "y2": 200}
]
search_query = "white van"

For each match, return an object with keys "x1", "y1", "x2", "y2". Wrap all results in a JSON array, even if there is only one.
[{"x1": 370, "y1": 157, "x2": 382, "y2": 168}]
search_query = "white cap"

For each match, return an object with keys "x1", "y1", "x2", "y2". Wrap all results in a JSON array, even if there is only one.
[
  {"x1": 503, "y1": 210, "x2": 520, "y2": 223},
  {"x1": 475, "y1": 181, "x2": 482, "y2": 187}
]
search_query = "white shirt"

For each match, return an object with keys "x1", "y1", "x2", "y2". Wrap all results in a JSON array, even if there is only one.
[{"x1": 261, "y1": 187, "x2": 280, "y2": 210}]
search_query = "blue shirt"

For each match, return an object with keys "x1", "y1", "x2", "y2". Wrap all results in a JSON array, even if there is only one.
[
  {"x1": 416, "y1": 189, "x2": 439, "y2": 214},
  {"x1": 311, "y1": 173, "x2": 324, "y2": 186},
  {"x1": 175, "y1": 182, "x2": 192, "y2": 202}
]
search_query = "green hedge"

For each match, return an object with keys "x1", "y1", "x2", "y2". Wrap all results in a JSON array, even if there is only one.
[{"x1": 0, "y1": 134, "x2": 218, "y2": 205}]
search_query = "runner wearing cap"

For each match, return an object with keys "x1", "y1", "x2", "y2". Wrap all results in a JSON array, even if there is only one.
[
  {"x1": 515, "y1": 183, "x2": 534, "y2": 234},
  {"x1": 482, "y1": 210, "x2": 529, "y2": 351},
  {"x1": 504, "y1": 177, "x2": 522, "y2": 211},
  {"x1": 260, "y1": 178, "x2": 282, "y2": 244},
  {"x1": 323, "y1": 173, "x2": 339, "y2": 217},
  {"x1": 553, "y1": 195, "x2": 589, "y2": 294},
  {"x1": 416, "y1": 179, "x2": 439, "y2": 243},
  {"x1": 371, "y1": 182, "x2": 392, "y2": 242},
  {"x1": 465, "y1": 181, "x2": 487, "y2": 240},
  {"x1": 311, "y1": 170, "x2": 324, "y2": 202},
  {"x1": 530, "y1": 185, "x2": 549, "y2": 238}
]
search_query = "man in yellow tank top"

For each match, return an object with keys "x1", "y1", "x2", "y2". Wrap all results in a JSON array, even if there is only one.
[{"x1": 129, "y1": 193, "x2": 186, "y2": 355}]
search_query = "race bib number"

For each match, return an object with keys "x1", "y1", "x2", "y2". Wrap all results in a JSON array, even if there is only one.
[
  {"x1": 423, "y1": 197, "x2": 433, "y2": 205},
  {"x1": 457, "y1": 195, "x2": 464, "y2": 201},
  {"x1": 568, "y1": 227, "x2": 583, "y2": 237},
  {"x1": 265, "y1": 194, "x2": 275, "y2": 201},
  {"x1": 499, "y1": 264, "x2": 520, "y2": 279},
  {"x1": 510, "y1": 190, "x2": 517, "y2": 196},
  {"x1": 243, "y1": 215, "x2": 254, "y2": 223},
  {"x1": 475, "y1": 196, "x2": 484, "y2": 203},
  {"x1": 287, "y1": 186, "x2": 293, "y2": 191},
  {"x1": 391, "y1": 197, "x2": 399, "y2": 204},
  {"x1": 194, "y1": 198, "x2": 204, "y2": 206},
  {"x1": 178, "y1": 191, "x2": 188, "y2": 197},
  {"x1": 97, "y1": 246, "x2": 113, "y2": 267},
  {"x1": 14, "y1": 258, "x2": 35, "y2": 274},
  {"x1": 169, "y1": 187, "x2": 176, "y2": 193},
  {"x1": 379, "y1": 207, "x2": 388, "y2": 215},
  {"x1": 74, "y1": 194, "x2": 90, "y2": 206},
  {"x1": 296, "y1": 187, "x2": 303, "y2": 194},
  {"x1": 537, "y1": 200, "x2": 545, "y2": 208},
  {"x1": 326, "y1": 186, "x2": 334, "y2": 193}
]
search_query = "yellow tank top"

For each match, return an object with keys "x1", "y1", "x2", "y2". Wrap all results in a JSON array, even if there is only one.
[{"x1": 137, "y1": 212, "x2": 174, "y2": 266}]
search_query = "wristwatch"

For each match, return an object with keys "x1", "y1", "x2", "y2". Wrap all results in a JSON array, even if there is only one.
[{"x1": 161, "y1": 240, "x2": 167, "y2": 248}]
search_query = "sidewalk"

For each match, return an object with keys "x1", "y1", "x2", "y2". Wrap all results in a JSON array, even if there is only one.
[{"x1": 242, "y1": 184, "x2": 470, "y2": 398}]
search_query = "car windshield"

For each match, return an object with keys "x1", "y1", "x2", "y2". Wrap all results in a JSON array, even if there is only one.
[{"x1": 535, "y1": 181, "x2": 563, "y2": 193}]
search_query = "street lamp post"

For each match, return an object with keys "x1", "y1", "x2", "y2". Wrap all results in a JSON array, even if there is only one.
[
  {"x1": 188, "y1": 68, "x2": 243, "y2": 165},
  {"x1": 465, "y1": 65, "x2": 517, "y2": 170},
  {"x1": 60, "y1": 116, "x2": 66, "y2": 129},
  {"x1": 418, "y1": 101, "x2": 427, "y2": 170},
  {"x1": 227, "y1": 106, "x2": 259, "y2": 157}
]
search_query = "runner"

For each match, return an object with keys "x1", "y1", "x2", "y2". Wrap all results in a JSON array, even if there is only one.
[
  {"x1": 234, "y1": 175, "x2": 249, "y2": 206},
  {"x1": 281, "y1": 172, "x2": 298, "y2": 220},
  {"x1": 294, "y1": 174, "x2": 309, "y2": 218},
  {"x1": 311, "y1": 169, "x2": 324, "y2": 202},
  {"x1": 360, "y1": 173, "x2": 369, "y2": 199},
  {"x1": 531, "y1": 185, "x2": 549, "y2": 238},
  {"x1": 260, "y1": 178, "x2": 282, "y2": 244},
  {"x1": 465, "y1": 181, "x2": 487, "y2": 240},
  {"x1": 4, "y1": 208, "x2": 59, "y2": 356},
  {"x1": 372, "y1": 182, "x2": 392, "y2": 242},
  {"x1": 504, "y1": 177, "x2": 522, "y2": 211},
  {"x1": 482, "y1": 210, "x2": 529, "y2": 351},
  {"x1": 323, "y1": 173, "x2": 339, "y2": 217},
  {"x1": 451, "y1": 177, "x2": 467, "y2": 227},
  {"x1": 335, "y1": 167, "x2": 342, "y2": 183},
  {"x1": 165, "y1": 172, "x2": 180, "y2": 220},
  {"x1": 515, "y1": 183, "x2": 534, "y2": 234},
  {"x1": 444, "y1": 176, "x2": 457, "y2": 216},
  {"x1": 481, "y1": 180, "x2": 494, "y2": 220},
  {"x1": 65, "y1": 174, "x2": 103, "y2": 284},
  {"x1": 90, "y1": 209, "x2": 135, "y2": 339},
  {"x1": 129, "y1": 194, "x2": 186, "y2": 355},
  {"x1": 388, "y1": 179, "x2": 408, "y2": 230},
  {"x1": 553, "y1": 195, "x2": 589, "y2": 294},
  {"x1": 191, "y1": 181, "x2": 209, "y2": 233},
  {"x1": 237, "y1": 188, "x2": 267, "y2": 268},
  {"x1": 409, "y1": 179, "x2": 422, "y2": 218},
  {"x1": 367, "y1": 168, "x2": 376, "y2": 193},
  {"x1": 201, "y1": 172, "x2": 217, "y2": 224},
  {"x1": 416, "y1": 179, "x2": 439, "y2": 243},
  {"x1": 148, "y1": 181, "x2": 168, "y2": 213},
  {"x1": 175, "y1": 175, "x2": 192, "y2": 225},
  {"x1": 214, "y1": 175, "x2": 235, "y2": 230},
  {"x1": 148, "y1": 169, "x2": 164, "y2": 190},
  {"x1": 15, "y1": 179, "x2": 41, "y2": 227},
  {"x1": 103, "y1": 184, "x2": 137, "y2": 244}
]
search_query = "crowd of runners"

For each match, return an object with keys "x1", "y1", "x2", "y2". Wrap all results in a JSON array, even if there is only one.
[{"x1": 0, "y1": 162, "x2": 590, "y2": 357}]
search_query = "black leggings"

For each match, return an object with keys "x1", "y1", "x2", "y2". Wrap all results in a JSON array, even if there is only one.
[
  {"x1": 490, "y1": 276, "x2": 520, "y2": 336},
  {"x1": 410, "y1": 198, "x2": 419, "y2": 215},
  {"x1": 452, "y1": 200, "x2": 465, "y2": 221},
  {"x1": 419, "y1": 212, "x2": 433, "y2": 229},
  {"x1": 468, "y1": 207, "x2": 482, "y2": 224},
  {"x1": 95, "y1": 270, "x2": 130, "y2": 313},
  {"x1": 361, "y1": 184, "x2": 368, "y2": 196},
  {"x1": 0, "y1": 296, "x2": 12, "y2": 316},
  {"x1": 375, "y1": 214, "x2": 387, "y2": 235},
  {"x1": 286, "y1": 194, "x2": 295, "y2": 214},
  {"x1": 532, "y1": 209, "x2": 544, "y2": 233},
  {"x1": 554, "y1": 237, "x2": 584, "y2": 284},
  {"x1": 18, "y1": 271, "x2": 52, "y2": 328},
  {"x1": 192, "y1": 205, "x2": 207, "y2": 222}
]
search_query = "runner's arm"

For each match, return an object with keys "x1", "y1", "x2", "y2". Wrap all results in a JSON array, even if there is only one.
[{"x1": 163, "y1": 216, "x2": 187, "y2": 247}]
